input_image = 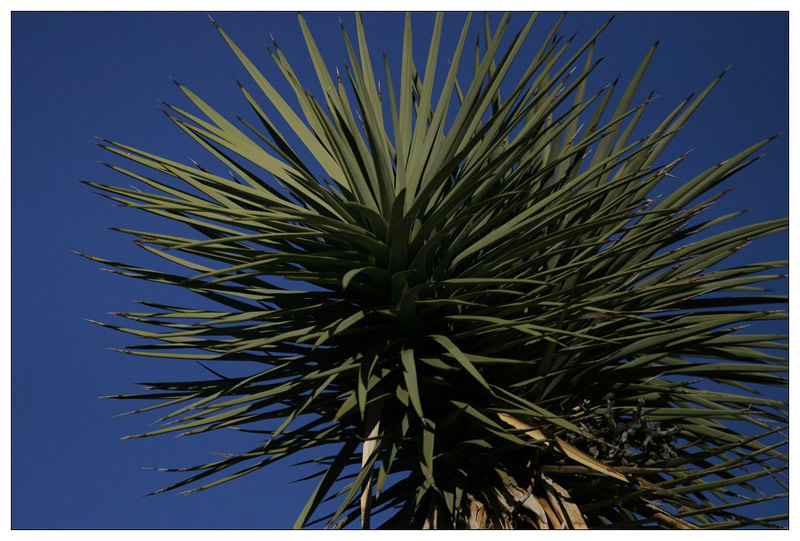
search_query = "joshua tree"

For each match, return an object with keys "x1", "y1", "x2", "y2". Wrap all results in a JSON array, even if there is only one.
[{"x1": 81, "y1": 12, "x2": 787, "y2": 528}]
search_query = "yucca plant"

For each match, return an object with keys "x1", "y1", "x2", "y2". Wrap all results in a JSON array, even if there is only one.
[{"x1": 80, "y1": 12, "x2": 788, "y2": 529}]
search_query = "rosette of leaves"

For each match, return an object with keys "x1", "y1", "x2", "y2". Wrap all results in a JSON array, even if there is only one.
[{"x1": 81, "y1": 12, "x2": 787, "y2": 529}]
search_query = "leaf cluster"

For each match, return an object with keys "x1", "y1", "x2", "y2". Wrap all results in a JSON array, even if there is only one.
[{"x1": 84, "y1": 12, "x2": 787, "y2": 529}]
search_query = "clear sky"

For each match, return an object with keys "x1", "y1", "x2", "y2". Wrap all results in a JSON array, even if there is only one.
[{"x1": 11, "y1": 10, "x2": 788, "y2": 529}]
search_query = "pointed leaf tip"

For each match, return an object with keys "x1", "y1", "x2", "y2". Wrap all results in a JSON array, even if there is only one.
[
  {"x1": 70, "y1": 249, "x2": 95, "y2": 260},
  {"x1": 567, "y1": 28, "x2": 580, "y2": 42}
]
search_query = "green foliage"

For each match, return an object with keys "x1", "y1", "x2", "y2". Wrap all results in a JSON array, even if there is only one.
[{"x1": 84, "y1": 12, "x2": 787, "y2": 529}]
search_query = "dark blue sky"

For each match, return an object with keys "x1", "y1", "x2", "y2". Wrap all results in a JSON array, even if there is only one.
[{"x1": 12, "y1": 11, "x2": 788, "y2": 529}]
